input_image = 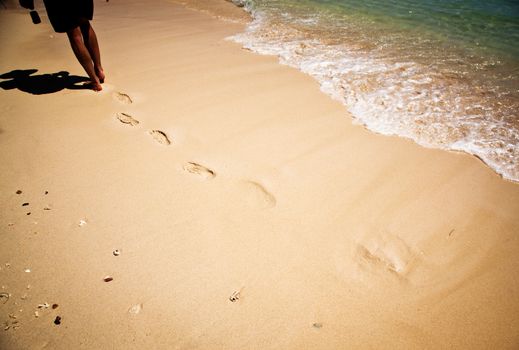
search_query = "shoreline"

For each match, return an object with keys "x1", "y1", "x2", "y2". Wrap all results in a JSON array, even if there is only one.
[
  {"x1": 214, "y1": 0, "x2": 519, "y2": 184},
  {"x1": 1, "y1": 0, "x2": 519, "y2": 349}
]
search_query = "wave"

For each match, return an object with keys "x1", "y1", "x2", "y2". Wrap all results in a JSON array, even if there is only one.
[{"x1": 228, "y1": 0, "x2": 519, "y2": 182}]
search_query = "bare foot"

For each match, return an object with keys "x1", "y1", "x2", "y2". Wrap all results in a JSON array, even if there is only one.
[
  {"x1": 95, "y1": 66, "x2": 105, "y2": 84},
  {"x1": 92, "y1": 82, "x2": 103, "y2": 91},
  {"x1": 87, "y1": 79, "x2": 102, "y2": 91}
]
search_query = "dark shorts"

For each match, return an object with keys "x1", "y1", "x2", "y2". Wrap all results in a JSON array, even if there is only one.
[{"x1": 43, "y1": 0, "x2": 94, "y2": 33}]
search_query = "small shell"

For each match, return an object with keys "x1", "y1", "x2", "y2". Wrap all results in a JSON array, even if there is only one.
[
  {"x1": 78, "y1": 220, "x2": 87, "y2": 227},
  {"x1": 0, "y1": 294, "x2": 9, "y2": 304},
  {"x1": 113, "y1": 249, "x2": 121, "y2": 256},
  {"x1": 37, "y1": 303, "x2": 49, "y2": 309}
]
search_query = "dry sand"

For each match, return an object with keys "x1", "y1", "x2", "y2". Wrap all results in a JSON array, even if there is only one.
[{"x1": 1, "y1": 0, "x2": 519, "y2": 349}]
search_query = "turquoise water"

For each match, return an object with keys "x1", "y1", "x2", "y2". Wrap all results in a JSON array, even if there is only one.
[
  {"x1": 255, "y1": 0, "x2": 519, "y2": 57},
  {"x1": 230, "y1": 0, "x2": 519, "y2": 181}
]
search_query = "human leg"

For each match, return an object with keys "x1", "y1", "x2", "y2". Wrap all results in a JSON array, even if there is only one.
[
  {"x1": 80, "y1": 21, "x2": 105, "y2": 83},
  {"x1": 66, "y1": 23, "x2": 102, "y2": 91}
]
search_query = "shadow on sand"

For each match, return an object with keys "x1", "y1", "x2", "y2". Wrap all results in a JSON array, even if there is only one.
[{"x1": 0, "y1": 69, "x2": 91, "y2": 95}]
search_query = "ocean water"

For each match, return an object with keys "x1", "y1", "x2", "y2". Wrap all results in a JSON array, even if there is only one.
[{"x1": 229, "y1": 0, "x2": 519, "y2": 182}]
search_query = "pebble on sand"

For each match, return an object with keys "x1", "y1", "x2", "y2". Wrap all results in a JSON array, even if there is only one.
[
  {"x1": 229, "y1": 291, "x2": 240, "y2": 302},
  {"x1": 103, "y1": 276, "x2": 113, "y2": 282}
]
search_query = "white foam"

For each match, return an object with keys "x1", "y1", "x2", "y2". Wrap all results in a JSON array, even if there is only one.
[{"x1": 228, "y1": 6, "x2": 519, "y2": 182}]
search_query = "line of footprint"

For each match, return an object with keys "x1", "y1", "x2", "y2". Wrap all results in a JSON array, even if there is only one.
[
  {"x1": 112, "y1": 91, "x2": 276, "y2": 209},
  {"x1": 113, "y1": 92, "x2": 172, "y2": 145}
]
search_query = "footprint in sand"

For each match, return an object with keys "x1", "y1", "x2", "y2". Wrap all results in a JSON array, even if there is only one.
[
  {"x1": 355, "y1": 235, "x2": 415, "y2": 279},
  {"x1": 149, "y1": 130, "x2": 171, "y2": 145},
  {"x1": 116, "y1": 112, "x2": 140, "y2": 126},
  {"x1": 183, "y1": 162, "x2": 215, "y2": 180},
  {"x1": 240, "y1": 180, "x2": 276, "y2": 209},
  {"x1": 113, "y1": 91, "x2": 133, "y2": 105}
]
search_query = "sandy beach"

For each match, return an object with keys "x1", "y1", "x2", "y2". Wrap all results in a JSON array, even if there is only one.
[{"x1": 1, "y1": 0, "x2": 519, "y2": 348}]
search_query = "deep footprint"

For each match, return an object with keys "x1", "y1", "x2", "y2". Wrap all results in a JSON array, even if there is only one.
[
  {"x1": 183, "y1": 162, "x2": 215, "y2": 180},
  {"x1": 149, "y1": 130, "x2": 171, "y2": 145},
  {"x1": 116, "y1": 112, "x2": 139, "y2": 126},
  {"x1": 113, "y1": 92, "x2": 133, "y2": 105},
  {"x1": 356, "y1": 236, "x2": 414, "y2": 279}
]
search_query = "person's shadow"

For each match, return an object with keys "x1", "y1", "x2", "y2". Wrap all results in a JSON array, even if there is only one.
[{"x1": 0, "y1": 69, "x2": 91, "y2": 95}]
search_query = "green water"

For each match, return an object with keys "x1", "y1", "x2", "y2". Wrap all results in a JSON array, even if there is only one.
[
  {"x1": 244, "y1": 0, "x2": 519, "y2": 58},
  {"x1": 232, "y1": 0, "x2": 519, "y2": 181}
]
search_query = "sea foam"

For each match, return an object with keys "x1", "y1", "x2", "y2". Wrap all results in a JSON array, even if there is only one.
[{"x1": 228, "y1": 0, "x2": 519, "y2": 182}]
